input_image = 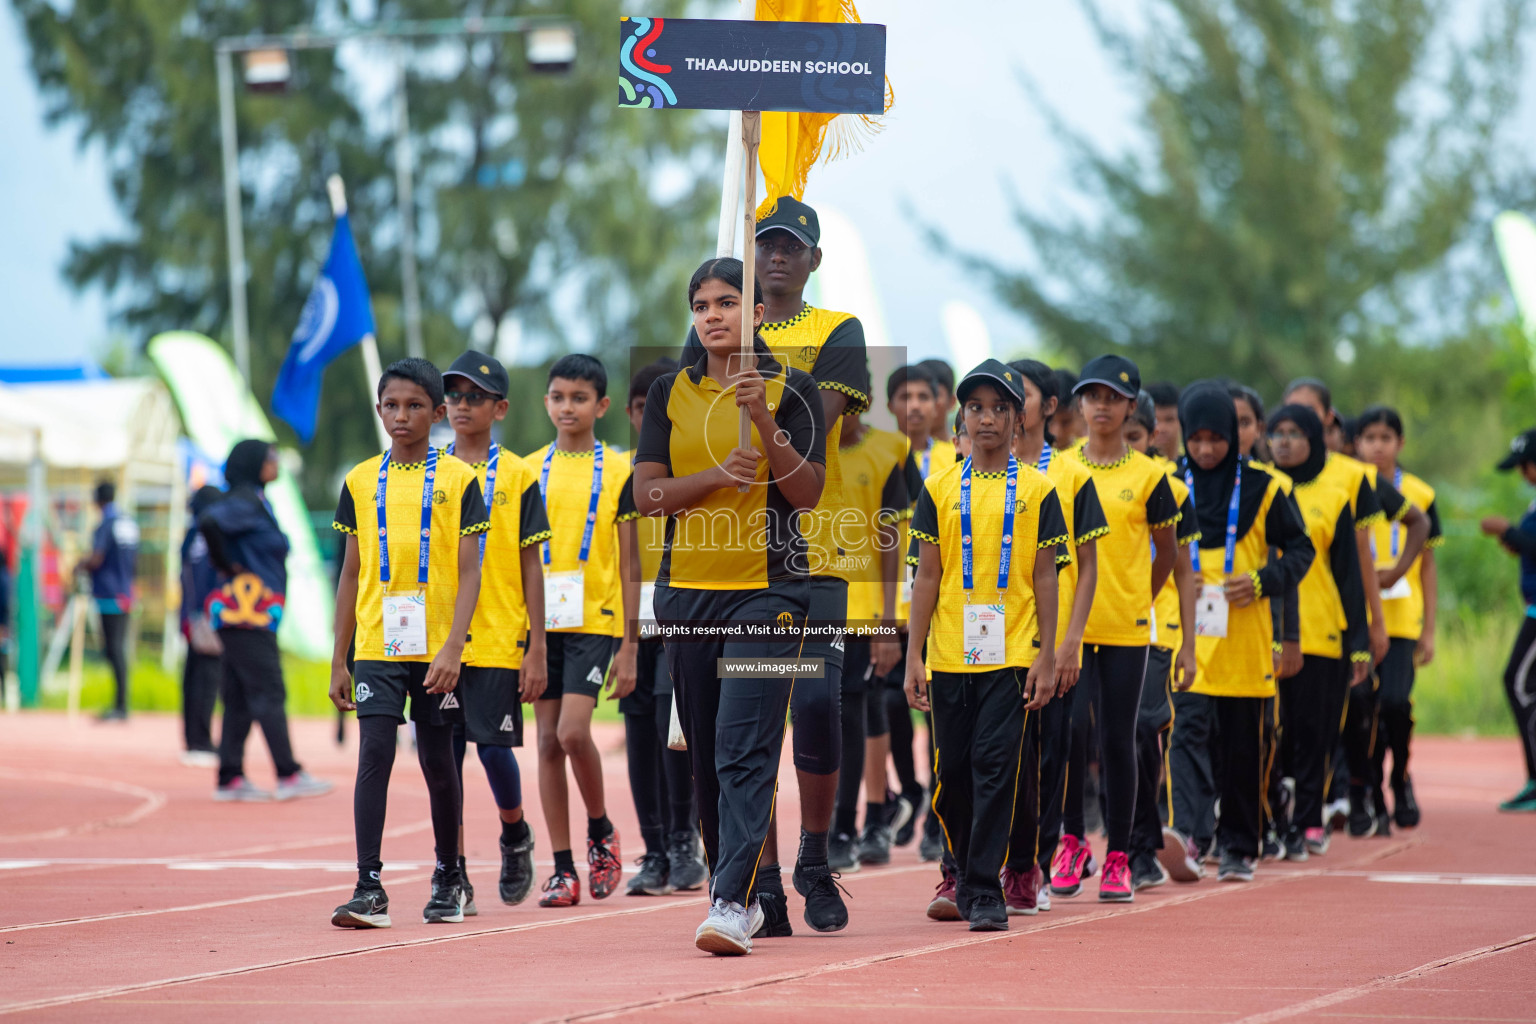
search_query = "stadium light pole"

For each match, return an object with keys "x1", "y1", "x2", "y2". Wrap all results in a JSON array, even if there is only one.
[{"x1": 215, "y1": 17, "x2": 577, "y2": 380}]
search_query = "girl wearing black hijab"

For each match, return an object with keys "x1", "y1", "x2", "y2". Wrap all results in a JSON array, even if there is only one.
[
  {"x1": 1168, "y1": 384, "x2": 1313, "y2": 882},
  {"x1": 1266, "y1": 405, "x2": 1370, "y2": 860},
  {"x1": 200, "y1": 440, "x2": 331, "y2": 802}
]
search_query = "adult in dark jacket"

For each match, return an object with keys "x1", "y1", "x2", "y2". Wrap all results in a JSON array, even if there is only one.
[
  {"x1": 201, "y1": 440, "x2": 331, "y2": 803},
  {"x1": 180, "y1": 485, "x2": 225, "y2": 764},
  {"x1": 1482, "y1": 428, "x2": 1536, "y2": 812}
]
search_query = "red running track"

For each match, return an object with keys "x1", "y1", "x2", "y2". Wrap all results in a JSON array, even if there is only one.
[{"x1": 0, "y1": 711, "x2": 1532, "y2": 1022}]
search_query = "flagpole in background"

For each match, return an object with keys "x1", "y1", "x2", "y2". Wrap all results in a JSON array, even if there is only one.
[{"x1": 327, "y1": 175, "x2": 391, "y2": 451}]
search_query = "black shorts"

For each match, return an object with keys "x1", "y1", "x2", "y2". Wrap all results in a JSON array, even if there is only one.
[
  {"x1": 353, "y1": 660, "x2": 466, "y2": 727},
  {"x1": 842, "y1": 638, "x2": 874, "y2": 694},
  {"x1": 459, "y1": 666, "x2": 523, "y2": 747},
  {"x1": 541, "y1": 632, "x2": 619, "y2": 701},
  {"x1": 620, "y1": 639, "x2": 671, "y2": 716}
]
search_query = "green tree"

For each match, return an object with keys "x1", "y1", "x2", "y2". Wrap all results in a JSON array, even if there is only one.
[
  {"x1": 13, "y1": 0, "x2": 719, "y2": 500},
  {"x1": 939, "y1": 0, "x2": 1526, "y2": 393}
]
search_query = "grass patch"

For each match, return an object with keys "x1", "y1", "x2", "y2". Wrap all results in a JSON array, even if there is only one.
[
  {"x1": 37, "y1": 655, "x2": 625, "y2": 724},
  {"x1": 1413, "y1": 611, "x2": 1520, "y2": 737}
]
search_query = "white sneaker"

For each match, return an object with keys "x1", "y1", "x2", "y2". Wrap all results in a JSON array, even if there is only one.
[
  {"x1": 695, "y1": 898, "x2": 752, "y2": 956},
  {"x1": 274, "y1": 771, "x2": 333, "y2": 801},
  {"x1": 180, "y1": 750, "x2": 219, "y2": 768},
  {"x1": 214, "y1": 777, "x2": 272, "y2": 802},
  {"x1": 747, "y1": 899, "x2": 764, "y2": 937},
  {"x1": 1036, "y1": 886, "x2": 1051, "y2": 912}
]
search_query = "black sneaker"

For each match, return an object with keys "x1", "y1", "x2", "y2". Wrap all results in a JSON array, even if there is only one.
[
  {"x1": 750, "y1": 890, "x2": 793, "y2": 937},
  {"x1": 793, "y1": 861, "x2": 850, "y2": 933},
  {"x1": 1130, "y1": 851, "x2": 1168, "y2": 891},
  {"x1": 1261, "y1": 830, "x2": 1283, "y2": 861},
  {"x1": 967, "y1": 893, "x2": 1008, "y2": 932},
  {"x1": 857, "y1": 824, "x2": 892, "y2": 866},
  {"x1": 1393, "y1": 776, "x2": 1421, "y2": 829},
  {"x1": 1348, "y1": 785, "x2": 1374, "y2": 837},
  {"x1": 626, "y1": 851, "x2": 674, "y2": 896},
  {"x1": 667, "y1": 831, "x2": 708, "y2": 892},
  {"x1": 1282, "y1": 830, "x2": 1309, "y2": 863},
  {"x1": 918, "y1": 827, "x2": 944, "y2": 863},
  {"x1": 828, "y1": 831, "x2": 861, "y2": 872},
  {"x1": 1372, "y1": 786, "x2": 1393, "y2": 837},
  {"x1": 1216, "y1": 851, "x2": 1255, "y2": 883},
  {"x1": 499, "y1": 831, "x2": 536, "y2": 905},
  {"x1": 332, "y1": 884, "x2": 391, "y2": 928},
  {"x1": 458, "y1": 855, "x2": 478, "y2": 917},
  {"x1": 423, "y1": 865, "x2": 466, "y2": 924}
]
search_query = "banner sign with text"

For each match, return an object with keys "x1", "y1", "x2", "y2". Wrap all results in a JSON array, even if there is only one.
[{"x1": 619, "y1": 16, "x2": 885, "y2": 114}]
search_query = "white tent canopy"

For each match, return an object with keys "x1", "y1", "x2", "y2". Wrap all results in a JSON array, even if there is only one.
[{"x1": 0, "y1": 378, "x2": 179, "y2": 484}]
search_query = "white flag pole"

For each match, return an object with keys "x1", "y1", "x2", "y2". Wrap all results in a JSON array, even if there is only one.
[{"x1": 328, "y1": 175, "x2": 390, "y2": 451}]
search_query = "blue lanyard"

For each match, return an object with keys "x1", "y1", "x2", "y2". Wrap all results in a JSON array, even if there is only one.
[
  {"x1": 922, "y1": 441, "x2": 932, "y2": 478},
  {"x1": 376, "y1": 446, "x2": 437, "y2": 587},
  {"x1": 447, "y1": 442, "x2": 498, "y2": 565},
  {"x1": 1184, "y1": 459, "x2": 1242, "y2": 576},
  {"x1": 1037, "y1": 441, "x2": 1053, "y2": 474},
  {"x1": 959, "y1": 454, "x2": 1018, "y2": 593},
  {"x1": 1390, "y1": 467, "x2": 1402, "y2": 558},
  {"x1": 540, "y1": 442, "x2": 604, "y2": 566}
]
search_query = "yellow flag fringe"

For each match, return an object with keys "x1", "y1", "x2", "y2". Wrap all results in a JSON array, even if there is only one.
[{"x1": 751, "y1": 0, "x2": 893, "y2": 220}]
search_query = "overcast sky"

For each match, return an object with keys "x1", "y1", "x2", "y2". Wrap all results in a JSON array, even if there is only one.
[{"x1": 2, "y1": 1, "x2": 1531, "y2": 370}]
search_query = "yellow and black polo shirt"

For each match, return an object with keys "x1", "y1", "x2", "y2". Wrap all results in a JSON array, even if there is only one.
[
  {"x1": 840, "y1": 426, "x2": 921, "y2": 622},
  {"x1": 1151, "y1": 462, "x2": 1200, "y2": 652},
  {"x1": 685, "y1": 304, "x2": 870, "y2": 579},
  {"x1": 1318, "y1": 453, "x2": 1387, "y2": 529},
  {"x1": 448, "y1": 449, "x2": 551, "y2": 670},
  {"x1": 636, "y1": 341, "x2": 826, "y2": 589},
  {"x1": 1371, "y1": 469, "x2": 1443, "y2": 640},
  {"x1": 1294, "y1": 475, "x2": 1367, "y2": 661},
  {"x1": 333, "y1": 453, "x2": 489, "y2": 663},
  {"x1": 1069, "y1": 444, "x2": 1180, "y2": 647},
  {"x1": 1044, "y1": 447, "x2": 1110, "y2": 649},
  {"x1": 519, "y1": 442, "x2": 635, "y2": 638},
  {"x1": 908, "y1": 460, "x2": 1070, "y2": 672}
]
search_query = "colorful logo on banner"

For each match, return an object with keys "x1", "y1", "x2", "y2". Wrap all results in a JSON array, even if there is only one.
[
  {"x1": 206, "y1": 573, "x2": 285, "y2": 632},
  {"x1": 620, "y1": 17, "x2": 678, "y2": 108}
]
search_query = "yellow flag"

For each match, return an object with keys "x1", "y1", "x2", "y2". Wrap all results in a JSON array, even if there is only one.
[{"x1": 752, "y1": 0, "x2": 891, "y2": 220}]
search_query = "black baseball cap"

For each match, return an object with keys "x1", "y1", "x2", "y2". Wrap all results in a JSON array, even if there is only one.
[
  {"x1": 956, "y1": 359, "x2": 1026, "y2": 407},
  {"x1": 1497, "y1": 427, "x2": 1536, "y2": 470},
  {"x1": 1075, "y1": 354, "x2": 1140, "y2": 400},
  {"x1": 443, "y1": 350, "x2": 509, "y2": 398},
  {"x1": 755, "y1": 196, "x2": 820, "y2": 247}
]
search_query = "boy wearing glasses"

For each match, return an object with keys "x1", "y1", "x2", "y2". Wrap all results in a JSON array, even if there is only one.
[{"x1": 441, "y1": 351, "x2": 551, "y2": 909}]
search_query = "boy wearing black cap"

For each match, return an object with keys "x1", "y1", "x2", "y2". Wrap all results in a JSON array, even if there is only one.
[
  {"x1": 441, "y1": 351, "x2": 550, "y2": 908},
  {"x1": 681, "y1": 195, "x2": 871, "y2": 936},
  {"x1": 1481, "y1": 428, "x2": 1536, "y2": 812},
  {"x1": 906, "y1": 359, "x2": 1066, "y2": 932},
  {"x1": 1054, "y1": 354, "x2": 1180, "y2": 903}
]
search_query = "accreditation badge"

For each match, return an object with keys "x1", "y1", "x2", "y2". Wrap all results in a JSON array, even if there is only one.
[
  {"x1": 545, "y1": 571, "x2": 586, "y2": 630},
  {"x1": 899, "y1": 564, "x2": 914, "y2": 609},
  {"x1": 962, "y1": 603, "x2": 1007, "y2": 665},
  {"x1": 639, "y1": 581, "x2": 657, "y2": 625},
  {"x1": 1382, "y1": 575, "x2": 1413, "y2": 601},
  {"x1": 383, "y1": 590, "x2": 428, "y2": 657},
  {"x1": 1195, "y1": 584, "x2": 1230, "y2": 639}
]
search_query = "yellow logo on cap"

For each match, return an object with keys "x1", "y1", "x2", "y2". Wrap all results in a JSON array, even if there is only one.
[
  {"x1": 798, "y1": 216, "x2": 807, "y2": 225},
  {"x1": 1119, "y1": 372, "x2": 1130, "y2": 382},
  {"x1": 479, "y1": 364, "x2": 490, "y2": 374},
  {"x1": 1004, "y1": 371, "x2": 1013, "y2": 380}
]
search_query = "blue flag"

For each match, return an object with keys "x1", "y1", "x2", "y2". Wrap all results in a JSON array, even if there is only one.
[{"x1": 271, "y1": 214, "x2": 376, "y2": 443}]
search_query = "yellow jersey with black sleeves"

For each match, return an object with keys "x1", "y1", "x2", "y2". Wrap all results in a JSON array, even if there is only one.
[
  {"x1": 1152, "y1": 466, "x2": 1200, "y2": 652},
  {"x1": 1043, "y1": 448, "x2": 1109, "y2": 649},
  {"x1": 1371, "y1": 469, "x2": 1442, "y2": 640},
  {"x1": 1191, "y1": 472, "x2": 1314, "y2": 698},
  {"x1": 332, "y1": 453, "x2": 489, "y2": 663},
  {"x1": 908, "y1": 461, "x2": 1070, "y2": 673},
  {"x1": 686, "y1": 306, "x2": 870, "y2": 580},
  {"x1": 1070, "y1": 445, "x2": 1180, "y2": 647},
  {"x1": 841, "y1": 427, "x2": 921, "y2": 623},
  {"x1": 1318, "y1": 453, "x2": 1385, "y2": 529},
  {"x1": 898, "y1": 437, "x2": 958, "y2": 622},
  {"x1": 453, "y1": 450, "x2": 551, "y2": 670},
  {"x1": 1293, "y1": 475, "x2": 1366, "y2": 660},
  {"x1": 636, "y1": 342, "x2": 827, "y2": 589},
  {"x1": 521, "y1": 442, "x2": 634, "y2": 637}
]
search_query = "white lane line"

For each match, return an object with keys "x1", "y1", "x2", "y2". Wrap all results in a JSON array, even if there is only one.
[
  {"x1": 0, "y1": 767, "x2": 166, "y2": 843},
  {"x1": 1330, "y1": 871, "x2": 1536, "y2": 887},
  {"x1": 1229, "y1": 930, "x2": 1536, "y2": 1023}
]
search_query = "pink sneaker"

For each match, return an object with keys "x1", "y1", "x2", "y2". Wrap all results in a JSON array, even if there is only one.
[
  {"x1": 1304, "y1": 827, "x2": 1330, "y2": 856},
  {"x1": 1050, "y1": 834, "x2": 1095, "y2": 897},
  {"x1": 1098, "y1": 850, "x2": 1134, "y2": 902},
  {"x1": 926, "y1": 864, "x2": 961, "y2": 921},
  {"x1": 1000, "y1": 865, "x2": 1038, "y2": 916}
]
